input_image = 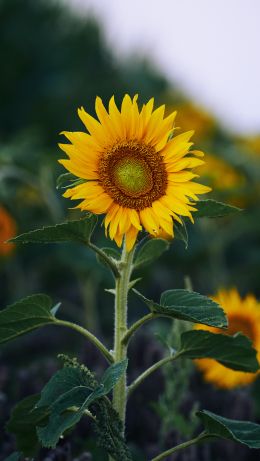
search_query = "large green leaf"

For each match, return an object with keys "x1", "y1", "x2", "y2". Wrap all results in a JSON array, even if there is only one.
[
  {"x1": 0, "y1": 294, "x2": 56, "y2": 344},
  {"x1": 6, "y1": 394, "x2": 49, "y2": 457},
  {"x1": 37, "y1": 360, "x2": 127, "y2": 448},
  {"x1": 133, "y1": 289, "x2": 227, "y2": 328},
  {"x1": 196, "y1": 199, "x2": 242, "y2": 218},
  {"x1": 8, "y1": 214, "x2": 97, "y2": 245},
  {"x1": 134, "y1": 239, "x2": 169, "y2": 269},
  {"x1": 179, "y1": 330, "x2": 259, "y2": 372},
  {"x1": 197, "y1": 409, "x2": 260, "y2": 449}
]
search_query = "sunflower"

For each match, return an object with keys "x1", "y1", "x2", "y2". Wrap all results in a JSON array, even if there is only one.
[
  {"x1": 0, "y1": 205, "x2": 16, "y2": 256},
  {"x1": 59, "y1": 95, "x2": 211, "y2": 251},
  {"x1": 195, "y1": 288, "x2": 260, "y2": 389}
]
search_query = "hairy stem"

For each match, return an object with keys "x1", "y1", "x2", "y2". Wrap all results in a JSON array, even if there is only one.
[
  {"x1": 128, "y1": 354, "x2": 180, "y2": 396},
  {"x1": 112, "y1": 242, "x2": 134, "y2": 431},
  {"x1": 55, "y1": 319, "x2": 114, "y2": 363},
  {"x1": 151, "y1": 432, "x2": 208, "y2": 461}
]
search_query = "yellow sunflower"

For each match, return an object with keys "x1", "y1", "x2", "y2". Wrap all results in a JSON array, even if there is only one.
[
  {"x1": 195, "y1": 288, "x2": 260, "y2": 389},
  {"x1": 59, "y1": 95, "x2": 211, "y2": 251},
  {"x1": 0, "y1": 205, "x2": 16, "y2": 256}
]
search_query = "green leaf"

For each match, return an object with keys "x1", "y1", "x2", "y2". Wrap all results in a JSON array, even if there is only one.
[
  {"x1": 37, "y1": 360, "x2": 127, "y2": 448},
  {"x1": 6, "y1": 394, "x2": 49, "y2": 457},
  {"x1": 179, "y1": 330, "x2": 259, "y2": 372},
  {"x1": 133, "y1": 289, "x2": 227, "y2": 328},
  {"x1": 99, "y1": 359, "x2": 128, "y2": 394},
  {"x1": 174, "y1": 219, "x2": 188, "y2": 249},
  {"x1": 197, "y1": 409, "x2": 260, "y2": 448},
  {"x1": 3, "y1": 453, "x2": 21, "y2": 461},
  {"x1": 8, "y1": 214, "x2": 97, "y2": 245},
  {"x1": 196, "y1": 199, "x2": 242, "y2": 218},
  {"x1": 0, "y1": 294, "x2": 56, "y2": 344},
  {"x1": 134, "y1": 238, "x2": 169, "y2": 269}
]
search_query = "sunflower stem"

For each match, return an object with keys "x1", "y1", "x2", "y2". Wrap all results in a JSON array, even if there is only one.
[
  {"x1": 127, "y1": 353, "x2": 180, "y2": 397},
  {"x1": 112, "y1": 240, "x2": 134, "y2": 434}
]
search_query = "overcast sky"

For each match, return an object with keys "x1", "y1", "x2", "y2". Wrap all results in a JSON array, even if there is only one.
[{"x1": 65, "y1": 0, "x2": 260, "y2": 135}]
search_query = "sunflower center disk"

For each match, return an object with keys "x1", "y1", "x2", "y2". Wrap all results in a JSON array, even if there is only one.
[
  {"x1": 98, "y1": 141, "x2": 167, "y2": 210},
  {"x1": 113, "y1": 157, "x2": 153, "y2": 197}
]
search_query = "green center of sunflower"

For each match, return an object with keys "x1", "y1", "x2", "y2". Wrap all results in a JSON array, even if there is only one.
[
  {"x1": 98, "y1": 140, "x2": 167, "y2": 210},
  {"x1": 113, "y1": 157, "x2": 153, "y2": 196}
]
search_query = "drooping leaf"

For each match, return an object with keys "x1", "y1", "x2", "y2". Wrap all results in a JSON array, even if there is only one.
[
  {"x1": 0, "y1": 294, "x2": 56, "y2": 344},
  {"x1": 92, "y1": 398, "x2": 133, "y2": 461},
  {"x1": 178, "y1": 330, "x2": 259, "y2": 372},
  {"x1": 8, "y1": 214, "x2": 97, "y2": 245},
  {"x1": 134, "y1": 239, "x2": 169, "y2": 269},
  {"x1": 133, "y1": 289, "x2": 227, "y2": 328},
  {"x1": 195, "y1": 199, "x2": 242, "y2": 218},
  {"x1": 37, "y1": 360, "x2": 127, "y2": 448},
  {"x1": 174, "y1": 219, "x2": 188, "y2": 249},
  {"x1": 197, "y1": 409, "x2": 260, "y2": 449},
  {"x1": 6, "y1": 394, "x2": 49, "y2": 457}
]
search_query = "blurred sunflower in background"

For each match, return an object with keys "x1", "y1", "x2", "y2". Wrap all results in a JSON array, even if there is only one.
[
  {"x1": 0, "y1": 205, "x2": 16, "y2": 256},
  {"x1": 195, "y1": 288, "x2": 260, "y2": 389},
  {"x1": 196, "y1": 153, "x2": 245, "y2": 191},
  {"x1": 59, "y1": 95, "x2": 210, "y2": 250}
]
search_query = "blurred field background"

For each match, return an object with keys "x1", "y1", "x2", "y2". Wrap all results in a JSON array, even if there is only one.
[{"x1": 1, "y1": 1, "x2": 260, "y2": 460}]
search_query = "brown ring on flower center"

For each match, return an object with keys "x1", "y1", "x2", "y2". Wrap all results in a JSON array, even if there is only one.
[{"x1": 98, "y1": 141, "x2": 167, "y2": 209}]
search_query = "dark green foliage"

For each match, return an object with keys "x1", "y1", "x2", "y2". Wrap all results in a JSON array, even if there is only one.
[
  {"x1": 179, "y1": 330, "x2": 259, "y2": 372},
  {"x1": 0, "y1": 294, "x2": 56, "y2": 344},
  {"x1": 196, "y1": 199, "x2": 242, "y2": 218},
  {"x1": 133, "y1": 289, "x2": 227, "y2": 328},
  {"x1": 6, "y1": 394, "x2": 49, "y2": 457},
  {"x1": 174, "y1": 219, "x2": 189, "y2": 248},
  {"x1": 3, "y1": 453, "x2": 21, "y2": 461},
  {"x1": 134, "y1": 239, "x2": 169, "y2": 269},
  {"x1": 92, "y1": 398, "x2": 133, "y2": 461},
  {"x1": 37, "y1": 359, "x2": 128, "y2": 448},
  {"x1": 9, "y1": 214, "x2": 97, "y2": 245},
  {"x1": 6, "y1": 357, "x2": 129, "y2": 455},
  {"x1": 197, "y1": 410, "x2": 260, "y2": 449}
]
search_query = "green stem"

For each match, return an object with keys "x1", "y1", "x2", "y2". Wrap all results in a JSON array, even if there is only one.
[
  {"x1": 55, "y1": 319, "x2": 114, "y2": 363},
  {"x1": 112, "y1": 241, "x2": 134, "y2": 430},
  {"x1": 128, "y1": 354, "x2": 180, "y2": 396},
  {"x1": 122, "y1": 313, "x2": 157, "y2": 346},
  {"x1": 151, "y1": 432, "x2": 208, "y2": 461}
]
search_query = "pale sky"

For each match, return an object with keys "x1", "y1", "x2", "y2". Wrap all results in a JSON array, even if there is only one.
[{"x1": 64, "y1": 0, "x2": 260, "y2": 134}]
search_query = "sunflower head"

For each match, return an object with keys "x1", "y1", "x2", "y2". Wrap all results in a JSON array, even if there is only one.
[
  {"x1": 59, "y1": 95, "x2": 211, "y2": 251},
  {"x1": 195, "y1": 288, "x2": 260, "y2": 389}
]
